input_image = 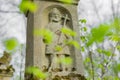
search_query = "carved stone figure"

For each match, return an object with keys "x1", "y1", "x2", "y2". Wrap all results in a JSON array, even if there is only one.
[
  {"x1": 25, "y1": 0, "x2": 86, "y2": 79},
  {"x1": 45, "y1": 8, "x2": 72, "y2": 72},
  {"x1": 0, "y1": 51, "x2": 14, "y2": 75}
]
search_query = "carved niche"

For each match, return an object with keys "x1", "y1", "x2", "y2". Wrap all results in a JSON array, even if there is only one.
[
  {"x1": 41, "y1": 6, "x2": 76, "y2": 73},
  {"x1": 25, "y1": 2, "x2": 86, "y2": 79},
  {"x1": 38, "y1": 6, "x2": 86, "y2": 80}
]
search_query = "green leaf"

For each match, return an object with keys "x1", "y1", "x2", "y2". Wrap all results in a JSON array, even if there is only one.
[
  {"x1": 102, "y1": 50, "x2": 112, "y2": 56},
  {"x1": 86, "y1": 36, "x2": 94, "y2": 47},
  {"x1": 81, "y1": 46, "x2": 85, "y2": 52},
  {"x1": 116, "y1": 64, "x2": 120, "y2": 71},
  {"x1": 84, "y1": 57, "x2": 90, "y2": 63},
  {"x1": 59, "y1": 0, "x2": 73, "y2": 4},
  {"x1": 86, "y1": 24, "x2": 110, "y2": 46},
  {"x1": 54, "y1": 45, "x2": 63, "y2": 52},
  {"x1": 97, "y1": 49, "x2": 112, "y2": 56},
  {"x1": 112, "y1": 18, "x2": 120, "y2": 34},
  {"x1": 61, "y1": 27, "x2": 76, "y2": 37},
  {"x1": 91, "y1": 24, "x2": 110, "y2": 42},
  {"x1": 19, "y1": 0, "x2": 37, "y2": 13},
  {"x1": 26, "y1": 67, "x2": 48, "y2": 79},
  {"x1": 116, "y1": 45, "x2": 120, "y2": 51},
  {"x1": 64, "y1": 40, "x2": 80, "y2": 49},
  {"x1": 4, "y1": 38, "x2": 19, "y2": 51},
  {"x1": 112, "y1": 63, "x2": 120, "y2": 74},
  {"x1": 113, "y1": 77, "x2": 119, "y2": 80},
  {"x1": 80, "y1": 36, "x2": 86, "y2": 42},
  {"x1": 96, "y1": 48, "x2": 103, "y2": 53},
  {"x1": 110, "y1": 35, "x2": 120, "y2": 41},
  {"x1": 34, "y1": 29, "x2": 54, "y2": 44},
  {"x1": 58, "y1": 57, "x2": 73, "y2": 65},
  {"x1": 79, "y1": 19, "x2": 87, "y2": 23},
  {"x1": 106, "y1": 31, "x2": 113, "y2": 36},
  {"x1": 98, "y1": 64, "x2": 103, "y2": 69},
  {"x1": 82, "y1": 27, "x2": 87, "y2": 31}
]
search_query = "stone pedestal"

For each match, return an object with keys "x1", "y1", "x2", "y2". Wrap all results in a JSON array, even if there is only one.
[
  {"x1": 0, "y1": 77, "x2": 11, "y2": 80},
  {"x1": 47, "y1": 72, "x2": 86, "y2": 80},
  {"x1": 0, "y1": 51, "x2": 14, "y2": 80},
  {"x1": 0, "y1": 74, "x2": 12, "y2": 80}
]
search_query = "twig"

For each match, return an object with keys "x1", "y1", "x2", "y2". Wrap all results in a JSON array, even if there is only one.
[
  {"x1": 110, "y1": 0, "x2": 115, "y2": 18},
  {"x1": 101, "y1": 42, "x2": 119, "y2": 79},
  {"x1": 0, "y1": 10, "x2": 20, "y2": 13},
  {"x1": 90, "y1": 0, "x2": 101, "y2": 23},
  {"x1": 88, "y1": 50, "x2": 94, "y2": 80}
]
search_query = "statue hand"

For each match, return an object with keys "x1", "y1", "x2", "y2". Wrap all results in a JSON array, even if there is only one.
[{"x1": 55, "y1": 30, "x2": 61, "y2": 35}]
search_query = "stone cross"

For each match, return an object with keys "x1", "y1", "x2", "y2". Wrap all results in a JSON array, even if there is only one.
[{"x1": 63, "y1": 14, "x2": 70, "y2": 26}]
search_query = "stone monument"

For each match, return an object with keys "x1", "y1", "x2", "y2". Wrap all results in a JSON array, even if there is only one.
[
  {"x1": 26, "y1": 0, "x2": 85, "y2": 80},
  {"x1": 0, "y1": 51, "x2": 14, "y2": 80}
]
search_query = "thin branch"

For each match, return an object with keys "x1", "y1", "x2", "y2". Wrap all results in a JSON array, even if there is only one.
[
  {"x1": 101, "y1": 42, "x2": 119, "y2": 79},
  {"x1": 88, "y1": 50, "x2": 95, "y2": 80},
  {"x1": 116, "y1": 0, "x2": 120, "y2": 17},
  {"x1": 0, "y1": 10, "x2": 20, "y2": 13},
  {"x1": 20, "y1": 44, "x2": 25, "y2": 80},
  {"x1": 90, "y1": 0, "x2": 102, "y2": 23},
  {"x1": 110, "y1": 0, "x2": 116, "y2": 18}
]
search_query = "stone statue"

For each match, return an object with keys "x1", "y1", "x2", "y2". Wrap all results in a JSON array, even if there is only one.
[
  {"x1": 0, "y1": 51, "x2": 14, "y2": 75},
  {"x1": 45, "y1": 8, "x2": 72, "y2": 72}
]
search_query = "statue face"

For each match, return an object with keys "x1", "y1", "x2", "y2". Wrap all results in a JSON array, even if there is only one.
[{"x1": 50, "y1": 12, "x2": 61, "y2": 22}]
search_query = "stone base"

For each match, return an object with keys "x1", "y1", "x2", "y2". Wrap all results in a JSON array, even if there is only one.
[
  {"x1": 25, "y1": 71, "x2": 86, "y2": 80},
  {"x1": 47, "y1": 72, "x2": 86, "y2": 80},
  {"x1": 0, "y1": 74, "x2": 12, "y2": 80},
  {"x1": 0, "y1": 77, "x2": 11, "y2": 80}
]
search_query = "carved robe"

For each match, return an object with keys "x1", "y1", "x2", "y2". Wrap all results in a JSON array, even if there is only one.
[{"x1": 45, "y1": 22, "x2": 71, "y2": 56}]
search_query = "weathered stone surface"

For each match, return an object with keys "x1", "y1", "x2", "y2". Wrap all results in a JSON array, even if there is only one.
[
  {"x1": 0, "y1": 51, "x2": 14, "y2": 80},
  {"x1": 0, "y1": 51, "x2": 14, "y2": 75},
  {"x1": 25, "y1": 72, "x2": 86, "y2": 80},
  {"x1": 25, "y1": 0, "x2": 84, "y2": 80},
  {"x1": 45, "y1": 7, "x2": 73, "y2": 72},
  {"x1": 0, "y1": 76, "x2": 12, "y2": 80}
]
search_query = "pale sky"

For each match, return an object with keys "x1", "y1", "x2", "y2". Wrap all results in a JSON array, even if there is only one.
[
  {"x1": 78, "y1": 0, "x2": 120, "y2": 27},
  {"x1": 0, "y1": 0, "x2": 26, "y2": 79},
  {"x1": 0, "y1": 0, "x2": 26, "y2": 52}
]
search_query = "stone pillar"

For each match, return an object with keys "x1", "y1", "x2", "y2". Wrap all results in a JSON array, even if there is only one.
[{"x1": 25, "y1": 0, "x2": 85, "y2": 80}]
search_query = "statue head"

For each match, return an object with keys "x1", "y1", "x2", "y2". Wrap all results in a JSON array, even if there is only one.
[{"x1": 49, "y1": 8, "x2": 62, "y2": 22}]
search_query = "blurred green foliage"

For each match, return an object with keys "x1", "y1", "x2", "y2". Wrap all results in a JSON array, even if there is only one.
[
  {"x1": 64, "y1": 40, "x2": 80, "y2": 49},
  {"x1": 4, "y1": 38, "x2": 19, "y2": 52},
  {"x1": 109, "y1": 18, "x2": 120, "y2": 41},
  {"x1": 19, "y1": 0, "x2": 37, "y2": 13},
  {"x1": 80, "y1": 18, "x2": 120, "y2": 80},
  {"x1": 59, "y1": 0, "x2": 73, "y2": 4},
  {"x1": 79, "y1": 19, "x2": 87, "y2": 24},
  {"x1": 86, "y1": 24, "x2": 110, "y2": 46},
  {"x1": 26, "y1": 67, "x2": 48, "y2": 79},
  {"x1": 58, "y1": 57, "x2": 73, "y2": 65},
  {"x1": 17, "y1": 0, "x2": 120, "y2": 79},
  {"x1": 61, "y1": 27, "x2": 76, "y2": 37},
  {"x1": 97, "y1": 49, "x2": 112, "y2": 57},
  {"x1": 34, "y1": 29, "x2": 54, "y2": 44},
  {"x1": 55, "y1": 45, "x2": 63, "y2": 52}
]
